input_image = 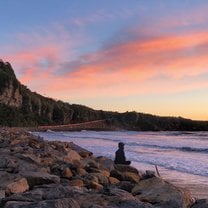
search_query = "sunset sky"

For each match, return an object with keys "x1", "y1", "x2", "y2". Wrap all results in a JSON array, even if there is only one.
[{"x1": 1, "y1": 0, "x2": 208, "y2": 120}]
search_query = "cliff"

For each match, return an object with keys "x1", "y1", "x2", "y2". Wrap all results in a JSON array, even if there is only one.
[
  {"x1": 1, "y1": 59, "x2": 208, "y2": 130},
  {"x1": 0, "y1": 60, "x2": 107, "y2": 126}
]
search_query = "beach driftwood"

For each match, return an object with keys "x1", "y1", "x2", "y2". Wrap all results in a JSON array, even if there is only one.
[{"x1": 155, "y1": 165, "x2": 161, "y2": 177}]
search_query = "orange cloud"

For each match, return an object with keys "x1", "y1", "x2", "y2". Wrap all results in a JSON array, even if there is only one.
[{"x1": 2, "y1": 24, "x2": 208, "y2": 103}]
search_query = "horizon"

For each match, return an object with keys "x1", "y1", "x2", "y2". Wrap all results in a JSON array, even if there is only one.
[{"x1": 1, "y1": 1, "x2": 208, "y2": 120}]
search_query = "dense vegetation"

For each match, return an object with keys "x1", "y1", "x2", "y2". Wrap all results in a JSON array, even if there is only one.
[{"x1": 1, "y1": 60, "x2": 208, "y2": 130}]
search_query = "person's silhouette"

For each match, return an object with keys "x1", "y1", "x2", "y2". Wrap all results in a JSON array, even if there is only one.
[{"x1": 114, "y1": 142, "x2": 131, "y2": 165}]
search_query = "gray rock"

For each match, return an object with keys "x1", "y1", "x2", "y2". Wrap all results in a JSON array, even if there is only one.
[
  {"x1": 117, "y1": 181, "x2": 135, "y2": 192},
  {"x1": 4, "y1": 198, "x2": 80, "y2": 208},
  {"x1": 132, "y1": 177, "x2": 194, "y2": 208},
  {"x1": 20, "y1": 171, "x2": 60, "y2": 188},
  {"x1": 191, "y1": 199, "x2": 208, "y2": 208},
  {"x1": 63, "y1": 150, "x2": 82, "y2": 163},
  {"x1": 109, "y1": 199, "x2": 154, "y2": 208},
  {"x1": 114, "y1": 165, "x2": 139, "y2": 175},
  {"x1": 21, "y1": 184, "x2": 83, "y2": 201},
  {"x1": 96, "y1": 156, "x2": 114, "y2": 171},
  {"x1": 0, "y1": 189, "x2": 5, "y2": 200}
]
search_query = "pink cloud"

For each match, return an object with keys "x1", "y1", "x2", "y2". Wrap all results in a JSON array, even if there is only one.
[{"x1": 2, "y1": 20, "x2": 208, "y2": 102}]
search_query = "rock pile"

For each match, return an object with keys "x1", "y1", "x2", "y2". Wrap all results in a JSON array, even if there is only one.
[{"x1": 0, "y1": 128, "x2": 205, "y2": 207}]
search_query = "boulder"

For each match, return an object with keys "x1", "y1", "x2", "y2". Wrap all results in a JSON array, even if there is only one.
[
  {"x1": 140, "y1": 170, "x2": 156, "y2": 180},
  {"x1": 191, "y1": 199, "x2": 208, "y2": 208},
  {"x1": 4, "y1": 198, "x2": 80, "y2": 208},
  {"x1": 15, "y1": 153, "x2": 41, "y2": 165},
  {"x1": 5, "y1": 178, "x2": 29, "y2": 195},
  {"x1": 11, "y1": 184, "x2": 84, "y2": 202},
  {"x1": 87, "y1": 173, "x2": 108, "y2": 186},
  {"x1": 114, "y1": 164, "x2": 139, "y2": 175},
  {"x1": 4, "y1": 201, "x2": 31, "y2": 208},
  {"x1": 68, "y1": 179, "x2": 84, "y2": 187},
  {"x1": 132, "y1": 177, "x2": 194, "y2": 208},
  {"x1": 110, "y1": 169, "x2": 140, "y2": 183},
  {"x1": 63, "y1": 150, "x2": 82, "y2": 163},
  {"x1": 0, "y1": 157, "x2": 19, "y2": 173},
  {"x1": 96, "y1": 156, "x2": 114, "y2": 171},
  {"x1": 0, "y1": 190, "x2": 5, "y2": 200},
  {"x1": 62, "y1": 167, "x2": 73, "y2": 178},
  {"x1": 110, "y1": 169, "x2": 123, "y2": 181},
  {"x1": 122, "y1": 171, "x2": 140, "y2": 183},
  {"x1": 109, "y1": 177, "x2": 120, "y2": 185},
  {"x1": 84, "y1": 173, "x2": 99, "y2": 184},
  {"x1": 109, "y1": 199, "x2": 155, "y2": 208},
  {"x1": 100, "y1": 169, "x2": 110, "y2": 178},
  {"x1": 89, "y1": 181, "x2": 103, "y2": 190},
  {"x1": 76, "y1": 167, "x2": 87, "y2": 176},
  {"x1": 69, "y1": 142, "x2": 93, "y2": 158},
  {"x1": 105, "y1": 188, "x2": 154, "y2": 208},
  {"x1": 21, "y1": 171, "x2": 60, "y2": 188},
  {"x1": 117, "y1": 181, "x2": 135, "y2": 192},
  {"x1": 81, "y1": 158, "x2": 99, "y2": 169},
  {"x1": 1, "y1": 194, "x2": 35, "y2": 206}
]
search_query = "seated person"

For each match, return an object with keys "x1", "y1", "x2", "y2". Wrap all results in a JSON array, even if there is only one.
[{"x1": 114, "y1": 142, "x2": 131, "y2": 165}]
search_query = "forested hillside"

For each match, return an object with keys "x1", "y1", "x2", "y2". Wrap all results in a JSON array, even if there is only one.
[{"x1": 1, "y1": 60, "x2": 208, "y2": 130}]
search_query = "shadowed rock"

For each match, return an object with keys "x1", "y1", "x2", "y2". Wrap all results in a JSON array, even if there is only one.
[{"x1": 132, "y1": 177, "x2": 194, "y2": 208}]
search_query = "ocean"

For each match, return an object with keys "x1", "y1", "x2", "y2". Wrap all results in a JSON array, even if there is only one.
[{"x1": 33, "y1": 130, "x2": 208, "y2": 198}]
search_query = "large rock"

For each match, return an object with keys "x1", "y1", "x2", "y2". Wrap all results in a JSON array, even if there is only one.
[
  {"x1": 117, "y1": 181, "x2": 135, "y2": 192},
  {"x1": 81, "y1": 158, "x2": 99, "y2": 169},
  {"x1": 2, "y1": 184, "x2": 84, "y2": 205},
  {"x1": 4, "y1": 198, "x2": 80, "y2": 208},
  {"x1": 68, "y1": 179, "x2": 84, "y2": 187},
  {"x1": 122, "y1": 172, "x2": 140, "y2": 183},
  {"x1": 109, "y1": 199, "x2": 154, "y2": 208},
  {"x1": 114, "y1": 164, "x2": 139, "y2": 174},
  {"x1": 109, "y1": 177, "x2": 120, "y2": 185},
  {"x1": 96, "y1": 156, "x2": 114, "y2": 171},
  {"x1": 0, "y1": 190, "x2": 5, "y2": 200},
  {"x1": 5, "y1": 178, "x2": 29, "y2": 195},
  {"x1": 20, "y1": 171, "x2": 60, "y2": 188},
  {"x1": 132, "y1": 177, "x2": 194, "y2": 208},
  {"x1": 110, "y1": 169, "x2": 140, "y2": 183},
  {"x1": 105, "y1": 188, "x2": 154, "y2": 208},
  {"x1": 85, "y1": 173, "x2": 108, "y2": 186},
  {"x1": 63, "y1": 150, "x2": 82, "y2": 163},
  {"x1": 69, "y1": 142, "x2": 93, "y2": 158},
  {"x1": 191, "y1": 199, "x2": 208, "y2": 208},
  {"x1": 110, "y1": 169, "x2": 124, "y2": 181},
  {"x1": 0, "y1": 157, "x2": 19, "y2": 173},
  {"x1": 62, "y1": 167, "x2": 73, "y2": 178}
]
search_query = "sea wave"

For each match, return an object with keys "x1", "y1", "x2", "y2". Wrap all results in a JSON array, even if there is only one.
[{"x1": 128, "y1": 142, "x2": 208, "y2": 153}]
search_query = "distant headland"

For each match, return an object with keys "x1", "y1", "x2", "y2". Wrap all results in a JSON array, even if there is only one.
[{"x1": 1, "y1": 59, "x2": 208, "y2": 131}]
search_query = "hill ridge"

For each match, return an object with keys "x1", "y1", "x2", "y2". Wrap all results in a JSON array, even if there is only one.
[{"x1": 1, "y1": 59, "x2": 208, "y2": 130}]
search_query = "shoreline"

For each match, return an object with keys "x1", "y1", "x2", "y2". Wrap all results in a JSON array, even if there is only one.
[
  {"x1": 131, "y1": 161, "x2": 208, "y2": 199},
  {"x1": 0, "y1": 128, "x2": 207, "y2": 207},
  {"x1": 33, "y1": 129, "x2": 208, "y2": 200}
]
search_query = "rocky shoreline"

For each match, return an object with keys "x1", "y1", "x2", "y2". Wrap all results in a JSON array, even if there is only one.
[{"x1": 0, "y1": 128, "x2": 207, "y2": 208}]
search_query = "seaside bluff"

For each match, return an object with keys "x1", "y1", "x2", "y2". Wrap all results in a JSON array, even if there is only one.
[{"x1": 0, "y1": 128, "x2": 205, "y2": 208}]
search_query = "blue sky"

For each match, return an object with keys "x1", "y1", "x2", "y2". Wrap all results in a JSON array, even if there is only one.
[{"x1": 1, "y1": 0, "x2": 208, "y2": 120}]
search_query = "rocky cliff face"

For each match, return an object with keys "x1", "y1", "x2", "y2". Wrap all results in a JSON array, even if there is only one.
[
  {"x1": 0, "y1": 60, "x2": 105, "y2": 126},
  {"x1": 0, "y1": 61, "x2": 22, "y2": 107}
]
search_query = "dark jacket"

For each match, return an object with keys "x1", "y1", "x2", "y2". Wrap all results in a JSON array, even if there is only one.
[{"x1": 114, "y1": 148, "x2": 131, "y2": 165}]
